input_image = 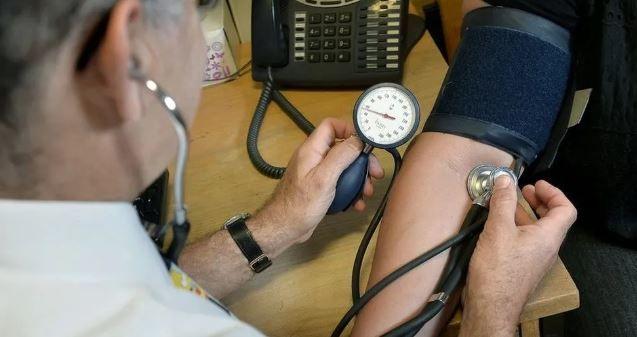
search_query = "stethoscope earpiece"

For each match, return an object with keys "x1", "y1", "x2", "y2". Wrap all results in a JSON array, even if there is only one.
[{"x1": 130, "y1": 67, "x2": 190, "y2": 264}]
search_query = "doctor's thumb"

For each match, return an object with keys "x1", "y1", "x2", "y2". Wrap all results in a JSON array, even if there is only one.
[
  {"x1": 485, "y1": 175, "x2": 518, "y2": 232},
  {"x1": 319, "y1": 136, "x2": 364, "y2": 178}
]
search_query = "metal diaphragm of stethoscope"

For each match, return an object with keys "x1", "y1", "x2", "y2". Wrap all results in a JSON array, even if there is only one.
[{"x1": 328, "y1": 83, "x2": 420, "y2": 214}]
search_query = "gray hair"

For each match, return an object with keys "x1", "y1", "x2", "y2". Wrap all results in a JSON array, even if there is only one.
[{"x1": 0, "y1": 0, "x2": 182, "y2": 128}]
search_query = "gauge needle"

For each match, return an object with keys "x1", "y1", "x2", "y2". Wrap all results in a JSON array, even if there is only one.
[{"x1": 363, "y1": 108, "x2": 396, "y2": 120}]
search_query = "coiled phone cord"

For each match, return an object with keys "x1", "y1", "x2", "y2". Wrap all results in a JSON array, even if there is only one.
[{"x1": 247, "y1": 76, "x2": 315, "y2": 179}]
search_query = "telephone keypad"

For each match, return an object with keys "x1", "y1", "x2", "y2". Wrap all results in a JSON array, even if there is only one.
[
  {"x1": 259, "y1": 2, "x2": 405, "y2": 85},
  {"x1": 300, "y1": 10, "x2": 353, "y2": 63},
  {"x1": 308, "y1": 52, "x2": 321, "y2": 63},
  {"x1": 337, "y1": 51, "x2": 351, "y2": 62},
  {"x1": 323, "y1": 26, "x2": 336, "y2": 36},
  {"x1": 322, "y1": 52, "x2": 335, "y2": 62},
  {"x1": 338, "y1": 12, "x2": 352, "y2": 23},
  {"x1": 308, "y1": 27, "x2": 321, "y2": 37},
  {"x1": 308, "y1": 40, "x2": 321, "y2": 50},
  {"x1": 323, "y1": 39, "x2": 336, "y2": 49},
  {"x1": 337, "y1": 39, "x2": 350, "y2": 49},
  {"x1": 309, "y1": 13, "x2": 322, "y2": 24},
  {"x1": 323, "y1": 13, "x2": 337, "y2": 23}
]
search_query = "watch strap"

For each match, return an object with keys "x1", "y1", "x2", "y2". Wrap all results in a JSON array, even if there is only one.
[{"x1": 225, "y1": 216, "x2": 272, "y2": 273}]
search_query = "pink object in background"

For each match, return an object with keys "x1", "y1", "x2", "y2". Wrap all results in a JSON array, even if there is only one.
[
  {"x1": 204, "y1": 40, "x2": 232, "y2": 82},
  {"x1": 200, "y1": 0, "x2": 241, "y2": 87}
]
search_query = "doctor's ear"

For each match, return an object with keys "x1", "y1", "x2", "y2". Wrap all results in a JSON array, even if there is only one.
[{"x1": 76, "y1": 0, "x2": 152, "y2": 124}]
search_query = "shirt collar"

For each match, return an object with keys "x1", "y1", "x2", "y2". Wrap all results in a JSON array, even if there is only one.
[{"x1": 0, "y1": 199, "x2": 171, "y2": 287}]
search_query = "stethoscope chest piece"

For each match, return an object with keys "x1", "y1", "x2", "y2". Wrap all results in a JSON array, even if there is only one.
[{"x1": 467, "y1": 164, "x2": 518, "y2": 207}]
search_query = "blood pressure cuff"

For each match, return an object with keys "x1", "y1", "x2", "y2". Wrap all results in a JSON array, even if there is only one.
[{"x1": 423, "y1": 6, "x2": 572, "y2": 164}]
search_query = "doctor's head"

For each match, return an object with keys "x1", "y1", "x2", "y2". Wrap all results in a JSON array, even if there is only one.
[{"x1": 0, "y1": 0, "x2": 206, "y2": 201}]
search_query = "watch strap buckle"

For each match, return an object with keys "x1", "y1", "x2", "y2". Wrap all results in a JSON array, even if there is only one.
[{"x1": 249, "y1": 254, "x2": 273, "y2": 273}]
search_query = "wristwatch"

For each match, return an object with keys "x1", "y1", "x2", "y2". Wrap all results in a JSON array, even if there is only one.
[{"x1": 223, "y1": 213, "x2": 272, "y2": 273}]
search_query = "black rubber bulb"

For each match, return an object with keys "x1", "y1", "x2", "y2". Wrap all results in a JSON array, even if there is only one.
[{"x1": 327, "y1": 151, "x2": 370, "y2": 214}]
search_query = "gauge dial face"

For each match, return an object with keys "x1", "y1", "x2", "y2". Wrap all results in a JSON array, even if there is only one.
[{"x1": 354, "y1": 84, "x2": 420, "y2": 148}]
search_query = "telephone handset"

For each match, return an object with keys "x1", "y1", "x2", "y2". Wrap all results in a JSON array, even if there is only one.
[{"x1": 251, "y1": 0, "x2": 409, "y2": 87}]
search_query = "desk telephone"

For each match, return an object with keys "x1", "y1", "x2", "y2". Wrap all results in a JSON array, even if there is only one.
[
  {"x1": 252, "y1": 0, "x2": 409, "y2": 86},
  {"x1": 247, "y1": 0, "x2": 418, "y2": 180}
]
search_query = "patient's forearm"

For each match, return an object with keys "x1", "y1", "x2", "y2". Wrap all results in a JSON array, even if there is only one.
[{"x1": 351, "y1": 132, "x2": 512, "y2": 337}]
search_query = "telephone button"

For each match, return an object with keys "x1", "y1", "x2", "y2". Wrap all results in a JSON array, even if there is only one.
[
  {"x1": 338, "y1": 26, "x2": 351, "y2": 36},
  {"x1": 309, "y1": 27, "x2": 321, "y2": 37},
  {"x1": 308, "y1": 52, "x2": 321, "y2": 63},
  {"x1": 322, "y1": 52, "x2": 335, "y2": 62},
  {"x1": 309, "y1": 13, "x2": 322, "y2": 24},
  {"x1": 337, "y1": 51, "x2": 351, "y2": 62},
  {"x1": 324, "y1": 13, "x2": 337, "y2": 23},
  {"x1": 308, "y1": 40, "x2": 321, "y2": 50},
  {"x1": 337, "y1": 39, "x2": 351, "y2": 49},
  {"x1": 338, "y1": 12, "x2": 352, "y2": 23},
  {"x1": 323, "y1": 26, "x2": 336, "y2": 36},
  {"x1": 323, "y1": 39, "x2": 336, "y2": 49}
]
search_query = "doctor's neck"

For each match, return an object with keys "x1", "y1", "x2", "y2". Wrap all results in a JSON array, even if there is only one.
[{"x1": 0, "y1": 101, "x2": 152, "y2": 202}]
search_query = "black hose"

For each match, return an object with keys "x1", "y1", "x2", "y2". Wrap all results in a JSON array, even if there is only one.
[
  {"x1": 331, "y1": 214, "x2": 486, "y2": 337},
  {"x1": 382, "y1": 208, "x2": 487, "y2": 337},
  {"x1": 385, "y1": 301, "x2": 446, "y2": 337},
  {"x1": 352, "y1": 148, "x2": 402, "y2": 302},
  {"x1": 166, "y1": 220, "x2": 191, "y2": 265},
  {"x1": 247, "y1": 80, "x2": 316, "y2": 179}
]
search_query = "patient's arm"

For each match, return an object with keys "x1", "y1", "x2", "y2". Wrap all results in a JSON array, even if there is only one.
[{"x1": 351, "y1": 132, "x2": 512, "y2": 337}]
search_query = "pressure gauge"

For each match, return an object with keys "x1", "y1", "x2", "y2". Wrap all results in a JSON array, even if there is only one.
[{"x1": 353, "y1": 83, "x2": 420, "y2": 149}]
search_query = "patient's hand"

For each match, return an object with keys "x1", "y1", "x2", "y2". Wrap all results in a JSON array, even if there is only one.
[{"x1": 460, "y1": 177, "x2": 577, "y2": 337}]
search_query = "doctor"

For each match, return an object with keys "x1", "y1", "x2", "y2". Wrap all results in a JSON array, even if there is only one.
[{"x1": 0, "y1": 0, "x2": 576, "y2": 336}]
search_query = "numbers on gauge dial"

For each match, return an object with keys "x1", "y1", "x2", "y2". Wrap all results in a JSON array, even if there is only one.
[{"x1": 356, "y1": 87, "x2": 417, "y2": 146}]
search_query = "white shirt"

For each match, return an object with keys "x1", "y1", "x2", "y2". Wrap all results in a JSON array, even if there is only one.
[{"x1": 0, "y1": 200, "x2": 264, "y2": 337}]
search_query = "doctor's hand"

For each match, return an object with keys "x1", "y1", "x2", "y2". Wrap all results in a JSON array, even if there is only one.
[
  {"x1": 252, "y1": 118, "x2": 384, "y2": 244},
  {"x1": 459, "y1": 177, "x2": 577, "y2": 337}
]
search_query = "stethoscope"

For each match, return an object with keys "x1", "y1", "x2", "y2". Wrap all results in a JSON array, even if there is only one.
[
  {"x1": 133, "y1": 67, "x2": 523, "y2": 335},
  {"x1": 249, "y1": 78, "x2": 523, "y2": 336},
  {"x1": 130, "y1": 64, "x2": 234, "y2": 317},
  {"x1": 129, "y1": 65, "x2": 191, "y2": 265}
]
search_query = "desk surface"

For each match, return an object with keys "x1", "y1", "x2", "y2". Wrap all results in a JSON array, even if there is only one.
[{"x1": 187, "y1": 33, "x2": 579, "y2": 336}]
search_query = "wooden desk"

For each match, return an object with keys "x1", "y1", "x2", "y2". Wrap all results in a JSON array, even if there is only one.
[{"x1": 188, "y1": 33, "x2": 579, "y2": 337}]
